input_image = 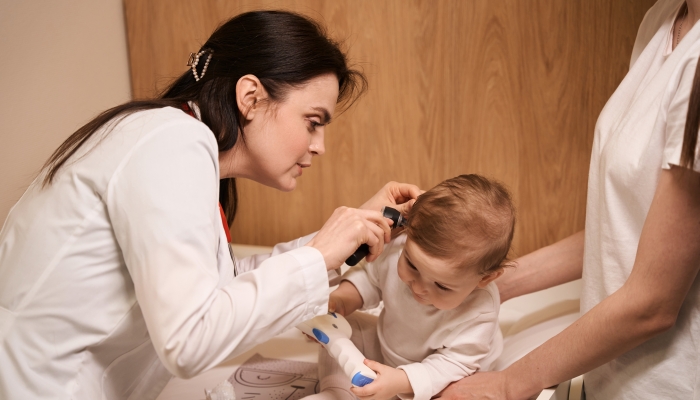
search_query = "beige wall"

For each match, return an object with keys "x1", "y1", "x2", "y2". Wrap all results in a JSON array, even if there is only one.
[
  {"x1": 126, "y1": 1, "x2": 653, "y2": 254},
  {"x1": 0, "y1": 0, "x2": 131, "y2": 225}
]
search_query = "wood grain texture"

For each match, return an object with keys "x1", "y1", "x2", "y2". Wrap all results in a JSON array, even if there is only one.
[{"x1": 124, "y1": 0, "x2": 655, "y2": 255}]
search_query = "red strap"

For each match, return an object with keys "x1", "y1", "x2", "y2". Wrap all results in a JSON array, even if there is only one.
[
  {"x1": 181, "y1": 102, "x2": 196, "y2": 118},
  {"x1": 180, "y1": 103, "x2": 231, "y2": 243},
  {"x1": 219, "y1": 203, "x2": 231, "y2": 243}
]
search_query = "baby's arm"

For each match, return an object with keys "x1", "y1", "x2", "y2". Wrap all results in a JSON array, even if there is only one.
[
  {"x1": 329, "y1": 281, "x2": 364, "y2": 316},
  {"x1": 399, "y1": 314, "x2": 500, "y2": 400}
]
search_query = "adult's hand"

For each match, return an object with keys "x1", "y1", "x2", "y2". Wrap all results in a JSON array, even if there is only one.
[
  {"x1": 359, "y1": 181, "x2": 422, "y2": 216},
  {"x1": 435, "y1": 371, "x2": 510, "y2": 400},
  {"x1": 307, "y1": 207, "x2": 392, "y2": 271}
]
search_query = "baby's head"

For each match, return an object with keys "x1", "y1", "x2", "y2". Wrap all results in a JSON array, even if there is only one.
[{"x1": 398, "y1": 174, "x2": 515, "y2": 309}]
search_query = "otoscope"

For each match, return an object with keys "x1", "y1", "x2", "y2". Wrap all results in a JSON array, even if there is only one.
[{"x1": 344, "y1": 206, "x2": 407, "y2": 266}]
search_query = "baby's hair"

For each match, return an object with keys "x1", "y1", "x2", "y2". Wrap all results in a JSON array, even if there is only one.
[{"x1": 405, "y1": 174, "x2": 516, "y2": 275}]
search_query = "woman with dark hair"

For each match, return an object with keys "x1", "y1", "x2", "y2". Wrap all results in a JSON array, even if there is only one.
[
  {"x1": 440, "y1": 1, "x2": 700, "y2": 399},
  {"x1": 0, "y1": 10, "x2": 419, "y2": 400}
]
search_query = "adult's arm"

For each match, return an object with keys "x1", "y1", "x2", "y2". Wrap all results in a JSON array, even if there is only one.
[
  {"x1": 108, "y1": 118, "x2": 392, "y2": 379},
  {"x1": 498, "y1": 230, "x2": 584, "y2": 303},
  {"x1": 235, "y1": 181, "x2": 422, "y2": 275},
  {"x1": 108, "y1": 119, "x2": 333, "y2": 378},
  {"x1": 438, "y1": 166, "x2": 700, "y2": 399},
  {"x1": 234, "y1": 232, "x2": 317, "y2": 275}
]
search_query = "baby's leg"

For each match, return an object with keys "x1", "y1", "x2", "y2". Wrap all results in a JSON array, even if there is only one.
[
  {"x1": 304, "y1": 312, "x2": 381, "y2": 400},
  {"x1": 303, "y1": 346, "x2": 355, "y2": 400},
  {"x1": 346, "y1": 311, "x2": 382, "y2": 364}
]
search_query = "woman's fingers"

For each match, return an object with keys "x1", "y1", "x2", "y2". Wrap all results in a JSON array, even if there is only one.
[
  {"x1": 307, "y1": 207, "x2": 393, "y2": 270},
  {"x1": 360, "y1": 181, "x2": 423, "y2": 212},
  {"x1": 364, "y1": 218, "x2": 388, "y2": 262},
  {"x1": 389, "y1": 182, "x2": 422, "y2": 204},
  {"x1": 392, "y1": 198, "x2": 416, "y2": 217}
]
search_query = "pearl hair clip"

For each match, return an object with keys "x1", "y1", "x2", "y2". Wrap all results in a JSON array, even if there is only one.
[{"x1": 186, "y1": 49, "x2": 213, "y2": 82}]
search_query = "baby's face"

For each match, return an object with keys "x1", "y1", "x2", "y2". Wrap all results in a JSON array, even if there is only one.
[{"x1": 397, "y1": 239, "x2": 495, "y2": 310}]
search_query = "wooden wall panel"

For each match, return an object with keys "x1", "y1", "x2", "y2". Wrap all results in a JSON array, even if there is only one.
[{"x1": 124, "y1": 0, "x2": 655, "y2": 256}]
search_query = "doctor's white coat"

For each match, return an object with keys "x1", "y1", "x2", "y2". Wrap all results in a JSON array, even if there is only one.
[{"x1": 0, "y1": 107, "x2": 330, "y2": 399}]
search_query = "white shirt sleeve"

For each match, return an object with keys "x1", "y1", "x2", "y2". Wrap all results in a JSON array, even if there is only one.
[
  {"x1": 663, "y1": 54, "x2": 700, "y2": 172},
  {"x1": 234, "y1": 232, "x2": 315, "y2": 274},
  {"x1": 234, "y1": 232, "x2": 341, "y2": 284},
  {"x1": 106, "y1": 119, "x2": 329, "y2": 378},
  {"x1": 341, "y1": 253, "x2": 388, "y2": 310},
  {"x1": 396, "y1": 291, "x2": 501, "y2": 400},
  {"x1": 341, "y1": 235, "x2": 406, "y2": 308}
]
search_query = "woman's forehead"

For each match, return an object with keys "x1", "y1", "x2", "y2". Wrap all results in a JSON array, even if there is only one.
[{"x1": 284, "y1": 73, "x2": 339, "y2": 111}]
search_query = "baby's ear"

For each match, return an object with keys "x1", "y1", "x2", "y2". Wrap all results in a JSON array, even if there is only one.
[{"x1": 476, "y1": 268, "x2": 505, "y2": 288}]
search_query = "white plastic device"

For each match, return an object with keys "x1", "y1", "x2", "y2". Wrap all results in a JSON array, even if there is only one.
[{"x1": 296, "y1": 312, "x2": 377, "y2": 387}]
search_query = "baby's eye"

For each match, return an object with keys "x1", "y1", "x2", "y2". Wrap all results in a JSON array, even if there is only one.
[{"x1": 435, "y1": 282, "x2": 450, "y2": 291}]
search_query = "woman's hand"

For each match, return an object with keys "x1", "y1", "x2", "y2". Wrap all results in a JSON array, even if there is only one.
[
  {"x1": 307, "y1": 207, "x2": 392, "y2": 271},
  {"x1": 360, "y1": 181, "x2": 422, "y2": 216},
  {"x1": 350, "y1": 359, "x2": 412, "y2": 400},
  {"x1": 435, "y1": 371, "x2": 510, "y2": 400}
]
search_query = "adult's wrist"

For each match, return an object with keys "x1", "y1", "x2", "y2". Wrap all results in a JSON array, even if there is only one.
[
  {"x1": 503, "y1": 363, "x2": 546, "y2": 400},
  {"x1": 496, "y1": 266, "x2": 520, "y2": 303}
]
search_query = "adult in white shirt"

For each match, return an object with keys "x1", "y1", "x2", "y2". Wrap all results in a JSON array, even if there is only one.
[
  {"x1": 440, "y1": 1, "x2": 700, "y2": 399},
  {"x1": 0, "y1": 11, "x2": 419, "y2": 400}
]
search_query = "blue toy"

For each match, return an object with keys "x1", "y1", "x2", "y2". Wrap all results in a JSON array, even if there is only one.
[{"x1": 296, "y1": 312, "x2": 377, "y2": 387}]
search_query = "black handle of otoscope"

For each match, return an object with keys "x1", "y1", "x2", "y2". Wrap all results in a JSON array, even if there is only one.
[
  {"x1": 344, "y1": 206, "x2": 406, "y2": 266},
  {"x1": 345, "y1": 244, "x2": 370, "y2": 266}
]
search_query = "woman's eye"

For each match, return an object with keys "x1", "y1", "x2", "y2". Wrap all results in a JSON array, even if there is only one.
[
  {"x1": 308, "y1": 120, "x2": 323, "y2": 131},
  {"x1": 435, "y1": 283, "x2": 450, "y2": 291}
]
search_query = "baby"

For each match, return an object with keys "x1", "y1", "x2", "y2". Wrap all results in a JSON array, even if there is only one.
[{"x1": 306, "y1": 174, "x2": 515, "y2": 400}]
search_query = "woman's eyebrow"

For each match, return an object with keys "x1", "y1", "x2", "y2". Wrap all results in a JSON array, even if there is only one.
[{"x1": 311, "y1": 107, "x2": 331, "y2": 124}]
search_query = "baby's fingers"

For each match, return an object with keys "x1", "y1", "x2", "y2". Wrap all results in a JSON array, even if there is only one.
[
  {"x1": 350, "y1": 382, "x2": 378, "y2": 399},
  {"x1": 363, "y1": 358, "x2": 386, "y2": 373}
]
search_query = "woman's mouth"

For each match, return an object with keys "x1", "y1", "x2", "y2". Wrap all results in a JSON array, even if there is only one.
[{"x1": 296, "y1": 163, "x2": 310, "y2": 175}]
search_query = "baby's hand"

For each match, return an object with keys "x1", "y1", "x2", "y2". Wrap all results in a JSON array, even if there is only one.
[
  {"x1": 351, "y1": 359, "x2": 412, "y2": 400},
  {"x1": 328, "y1": 292, "x2": 349, "y2": 316}
]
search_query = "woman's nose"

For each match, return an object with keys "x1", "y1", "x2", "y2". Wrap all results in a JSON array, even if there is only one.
[{"x1": 310, "y1": 132, "x2": 325, "y2": 156}]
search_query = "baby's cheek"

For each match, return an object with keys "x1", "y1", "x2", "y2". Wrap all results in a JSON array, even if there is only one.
[
  {"x1": 434, "y1": 294, "x2": 463, "y2": 310},
  {"x1": 396, "y1": 264, "x2": 410, "y2": 283}
]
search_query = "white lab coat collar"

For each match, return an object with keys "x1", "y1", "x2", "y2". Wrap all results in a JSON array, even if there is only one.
[{"x1": 186, "y1": 101, "x2": 202, "y2": 121}]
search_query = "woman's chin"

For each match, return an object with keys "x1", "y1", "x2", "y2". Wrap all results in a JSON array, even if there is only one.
[
  {"x1": 247, "y1": 175, "x2": 297, "y2": 192},
  {"x1": 275, "y1": 177, "x2": 298, "y2": 192}
]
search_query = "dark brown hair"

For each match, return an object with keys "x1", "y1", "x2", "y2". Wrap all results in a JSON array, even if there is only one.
[
  {"x1": 41, "y1": 10, "x2": 366, "y2": 229},
  {"x1": 681, "y1": 57, "x2": 700, "y2": 169},
  {"x1": 405, "y1": 174, "x2": 516, "y2": 274}
]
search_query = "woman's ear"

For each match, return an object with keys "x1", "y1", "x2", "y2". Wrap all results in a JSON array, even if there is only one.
[
  {"x1": 476, "y1": 268, "x2": 505, "y2": 288},
  {"x1": 236, "y1": 74, "x2": 265, "y2": 121}
]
